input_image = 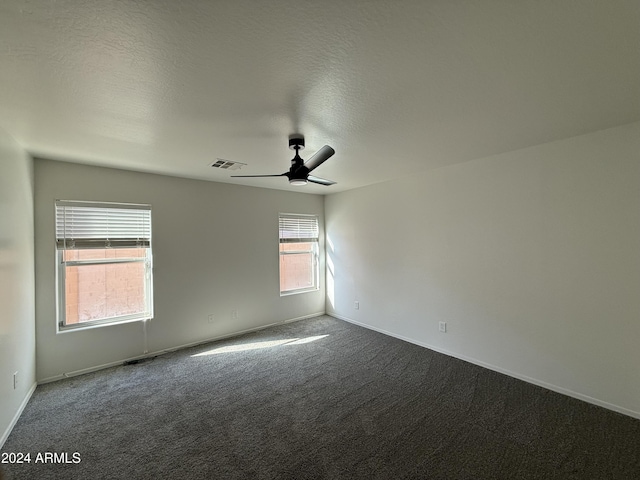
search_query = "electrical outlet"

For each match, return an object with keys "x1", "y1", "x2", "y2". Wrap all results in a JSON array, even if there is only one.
[
  {"x1": 439, "y1": 321, "x2": 447, "y2": 333},
  {"x1": 208, "y1": 314, "x2": 215, "y2": 324},
  {"x1": 231, "y1": 310, "x2": 238, "y2": 320},
  {"x1": 13, "y1": 371, "x2": 18, "y2": 389},
  {"x1": 354, "y1": 301, "x2": 359, "y2": 310}
]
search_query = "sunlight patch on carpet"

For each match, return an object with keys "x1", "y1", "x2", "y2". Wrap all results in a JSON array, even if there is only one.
[{"x1": 191, "y1": 335, "x2": 329, "y2": 357}]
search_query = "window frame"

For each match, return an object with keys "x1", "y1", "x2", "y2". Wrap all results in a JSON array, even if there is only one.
[
  {"x1": 278, "y1": 213, "x2": 320, "y2": 296},
  {"x1": 55, "y1": 200, "x2": 154, "y2": 333}
]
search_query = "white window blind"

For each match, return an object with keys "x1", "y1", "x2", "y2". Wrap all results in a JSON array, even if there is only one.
[
  {"x1": 279, "y1": 214, "x2": 319, "y2": 243},
  {"x1": 55, "y1": 200, "x2": 152, "y2": 249}
]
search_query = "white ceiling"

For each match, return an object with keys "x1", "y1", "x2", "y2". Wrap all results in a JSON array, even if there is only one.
[{"x1": 1, "y1": 1, "x2": 638, "y2": 194}]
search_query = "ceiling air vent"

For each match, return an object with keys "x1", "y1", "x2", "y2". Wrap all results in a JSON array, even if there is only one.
[{"x1": 210, "y1": 159, "x2": 246, "y2": 171}]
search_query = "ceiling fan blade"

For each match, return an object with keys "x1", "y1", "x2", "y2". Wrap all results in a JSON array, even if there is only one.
[
  {"x1": 230, "y1": 173, "x2": 286, "y2": 178},
  {"x1": 304, "y1": 145, "x2": 335, "y2": 172},
  {"x1": 307, "y1": 175, "x2": 336, "y2": 186}
]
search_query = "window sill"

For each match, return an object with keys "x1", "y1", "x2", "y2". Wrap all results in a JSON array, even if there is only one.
[
  {"x1": 280, "y1": 287, "x2": 319, "y2": 297},
  {"x1": 57, "y1": 315, "x2": 152, "y2": 334}
]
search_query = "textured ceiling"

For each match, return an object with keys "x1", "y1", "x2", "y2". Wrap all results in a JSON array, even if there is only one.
[{"x1": 1, "y1": 1, "x2": 639, "y2": 194}]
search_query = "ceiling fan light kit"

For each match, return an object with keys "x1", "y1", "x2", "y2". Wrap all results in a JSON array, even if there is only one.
[{"x1": 230, "y1": 134, "x2": 336, "y2": 186}]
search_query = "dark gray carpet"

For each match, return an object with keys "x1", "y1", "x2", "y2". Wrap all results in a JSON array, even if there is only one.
[{"x1": 2, "y1": 315, "x2": 639, "y2": 479}]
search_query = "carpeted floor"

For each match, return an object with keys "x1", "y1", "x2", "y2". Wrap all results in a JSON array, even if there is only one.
[{"x1": 2, "y1": 315, "x2": 639, "y2": 479}]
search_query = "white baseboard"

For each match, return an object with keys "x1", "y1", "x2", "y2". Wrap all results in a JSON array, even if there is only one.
[
  {"x1": 329, "y1": 313, "x2": 640, "y2": 421},
  {"x1": 38, "y1": 311, "x2": 326, "y2": 385},
  {"x1": 0, "y1": 381, "x2": 37, "y2": 450}
]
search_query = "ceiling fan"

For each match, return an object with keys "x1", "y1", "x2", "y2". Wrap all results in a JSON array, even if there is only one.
[{"x1": 231, "y1": 134, "x2": 336, "y2": 186}]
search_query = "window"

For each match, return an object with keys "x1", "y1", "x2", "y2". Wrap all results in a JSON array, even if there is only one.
[
  {"x1": 279, "y1": 214, "x2": 319, "y2": 295},
  {"x1": 55, "y1": 201, "x2": 153, "y2": 331}
]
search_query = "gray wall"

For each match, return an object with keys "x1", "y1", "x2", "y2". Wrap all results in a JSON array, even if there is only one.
[
  {"x1": 0, "y1": 128, "x2": 36, "y2": 447},
  {"x1": 34, "y1": 160, "x2": 325, "y2": 381},
  {"x1": 325, "y1": 122, "x2": 640, "y2": 418}
]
